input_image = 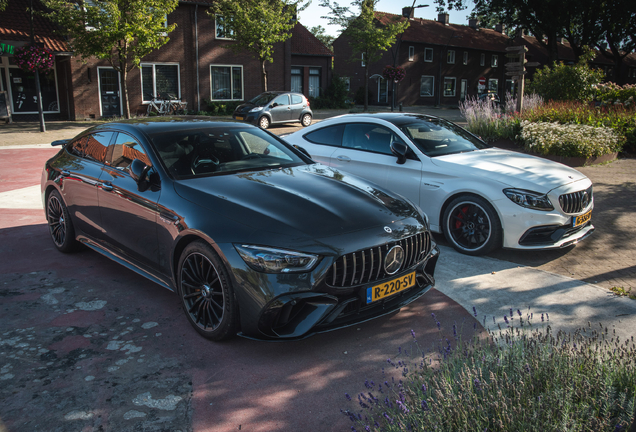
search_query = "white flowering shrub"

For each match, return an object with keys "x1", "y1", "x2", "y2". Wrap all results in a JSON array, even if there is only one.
[{"x1": 519, "y1": 121, "x2": 624, "y2": 158}]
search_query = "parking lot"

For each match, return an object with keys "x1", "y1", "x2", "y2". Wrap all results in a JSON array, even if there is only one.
[{"x1": 1, "y1": 111, "x2": 635, "y2": 431}]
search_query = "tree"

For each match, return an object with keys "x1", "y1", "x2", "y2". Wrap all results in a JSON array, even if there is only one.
[
  {"x1": 0, "y1": 0, "x2": 7, "y2": 11},
  {"x1": 42, "y1": 0, "x2": 178, "y2": 119},
  {"x1": 596, "y1": 0, "x2": 636, "y2": 82},
  {"x1": 308, "y1": 25, "x2": 335, "y2": 51},
  {"x1": 209, "y1": 0, "x2": 309, "y2": 93},
  {"x1": 320, "y1": 0, "x2": 409, "y2": 111}
]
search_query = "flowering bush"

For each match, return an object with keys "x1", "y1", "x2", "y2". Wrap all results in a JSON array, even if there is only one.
[
  {"x1": 519, "y1": 121, "x2": 623, "y2": 158},
  {"x1": 595, "y1": 82, "x2": 636, "y2": 107},
  {"x1": 382, "y1": 65, "x2": 406, "y2": 83},
  {"x1": 341, "y1": 310, "x2": 636, "y2": 431},
  {"x1": 13, "y1": 45, "x2": 55, "y2": 74}
]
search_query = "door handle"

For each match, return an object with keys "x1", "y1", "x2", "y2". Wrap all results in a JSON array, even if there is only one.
[
  {"x1": 100, "y1": 182, "x2": 113, "y2": 192},
  {"x1": 336, "y1": 155, "x2": 351, "y2": 162},
  {"x1": 61, "y1": 170, "x2": 70, "y2": 177}
]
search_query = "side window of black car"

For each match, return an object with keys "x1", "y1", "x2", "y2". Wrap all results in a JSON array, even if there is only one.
[
  {"x1": 272, "y1": 95, "x2": 289, "y2": 106},
  {"x1": 303, "y1": 124, "x2": 344, "y2": 147},
  {"x1": 106, "y1": 132, "x2": 151, "y2": 172},
  {"x1": 67, "y1": 132, "x2": 112, "y2": 163},
  {"x1": 291, "y1": 94, "x2": 303, "y2": 105}
]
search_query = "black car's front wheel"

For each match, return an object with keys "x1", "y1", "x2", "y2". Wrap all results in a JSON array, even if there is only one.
[
  {"x1": 443, "y1": 195, "x2": 502, "y2": 255},
  {"x1": 46, "y1": 189, "x2": 79, "y2": 253},
  {"x1": 177, "y1": 241, "x2": 238, "y2": 340},
  {"x1": 258, "y1": 116, "x2": 270, "y2": 129}
]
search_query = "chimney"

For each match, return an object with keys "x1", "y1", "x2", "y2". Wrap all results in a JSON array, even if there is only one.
[
  {"x1": 495, "y1": 23, "x2": 505, "y2": 34},
  {"x1": 438, "y1": 13, "x2": 449, "y2": 25},
  {"x1": 468, "y1": 18, "x2": 479, "y2": 29},
  {"x1": 402, "y1": 7, "x2": 414, "y2": 18}
]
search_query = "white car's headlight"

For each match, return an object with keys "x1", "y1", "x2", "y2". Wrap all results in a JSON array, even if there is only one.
[
  {"x1": 235, "y1": 245, "x2": 320, "y2": 273},
  {"x1": 249, "y1": 106, "x2": 264, "y2": 113},
  {"x1": 503, "y1": 188, "x2": 554, "y2": 211}
]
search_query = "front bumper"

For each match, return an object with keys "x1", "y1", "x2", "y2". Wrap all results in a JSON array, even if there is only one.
[
  {"x1": 232, "y1": 112, "x2": 259, "y2": 124},
  {"x1": 238, "y1": 244, "x2": 440, "y2": 341}
]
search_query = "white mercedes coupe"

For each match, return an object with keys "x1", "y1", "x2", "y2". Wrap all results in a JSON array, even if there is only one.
[{"x1": 284, "y1": 113, "x2": 594, "y2": 255}]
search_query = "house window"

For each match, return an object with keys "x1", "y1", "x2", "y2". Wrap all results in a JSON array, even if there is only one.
[
  {"x1": 491, "y1": 55, "x2": 499, "y2": 67},
  {"x1": 505, "y1": 79, "x2": 514, "y2": 97},
  {"x1": 409, "y1": 46, "x2": 414, "y2": 61},
  {"x1": 443, "y1": 77, "x2": 456, "y2": 97},
  {"x1": 378, "y1": 78, "x2": 388, "y2": 103},
  {"x1": 424, "y1": 48, "x2": 433, "y2": 62},
  {"x1": 309, "y1": 68, "x2": 321, "y2": 98},
  {"x1": 420, "y1": 76, "x2": 434, "y2": 97},
  {"x1": 8, "y1": 66, "x2": 60, "y2": 113},
  {"x1": 480, "y1": 53, "x2": 485, "y2": 66},
  {"x1": 488, "y1": 78, "x2": 498, "y2": 94},
  {"x1": 361, "y1": 53, "x2": 365, "y2": 67},
  {"x1": 447, "y1": 50, "x2": 455, "y2": 64},
  {"x1": 460, "y1": 79, "x2": 467, "y2": 100},
  {"x1": 210, "y1": 65, "x2": 243, "y2": 100},
  {"x1": 463, "y1": 51, "x2": 468, "y2": 65},
  {"x1": 291, "y1": 67, "x2": 303, "y2": 93},
  {"x1": 141, "y1": 63, "x2": 180, "y2": 101},
  {"x1": 343, "y1": 77, "x2": 351, "y2": 92},
  {"x1": 215, "y1": 15, "x2": 234, "y2": 39}
]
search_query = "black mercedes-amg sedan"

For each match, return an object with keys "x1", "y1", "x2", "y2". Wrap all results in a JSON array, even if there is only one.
[{"x1": 41, "y1": 117, "x2": 439, "y2": 341}]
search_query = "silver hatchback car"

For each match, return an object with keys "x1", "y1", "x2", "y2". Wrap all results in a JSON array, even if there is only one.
[{"x1": 232, "y1": 91, "x2": 313, "y2": 129}]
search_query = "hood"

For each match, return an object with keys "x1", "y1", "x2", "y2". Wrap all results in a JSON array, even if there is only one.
[
  {"x1": 234, "y1": 102, "x2": 258, "y2": 114},
  {"x1": 174, "y1": 164, "x2": 421, "y2": 239},
  {"x1": 432, "y1": 148, "x2": 588, "y2": 192}
]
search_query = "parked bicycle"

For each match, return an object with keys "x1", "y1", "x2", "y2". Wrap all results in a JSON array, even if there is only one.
[{"x1": 145, "y1": 93, "x2": 187, "y2": 116}]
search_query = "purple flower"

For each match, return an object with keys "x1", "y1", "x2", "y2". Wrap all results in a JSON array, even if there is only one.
[
  {"x1": 421, "y1": 400, "x2": 429, "y2": 410},
  {"x1": 517, "y1": 309, "x2": 522, "y2": 317},
  {"x1": 541, "y1": 313, "x2": 544, "y2": 322},
  {"x1": 422, "y1": 383, "x2": 427, "y2": 392},
  {"x1": 345, "y1": 393, "x2": 351, "y2": 400},
  {"x1": 436, "y1": 321, "x2": 441, "y2": 330},
  {"x1": 473, "y1": 306, "x2": 477, "y2": 316},
  {"x1": 504, "y1": 315, "x2": 509, "y2": 325},
  {"x1": 411, "y1": 329, "x2": 416, "y2": 339}
]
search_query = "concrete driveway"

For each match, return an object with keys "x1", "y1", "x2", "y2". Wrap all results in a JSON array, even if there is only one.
[{"x1": 1, "y1": 115, "x2": 635, "y2": 431}]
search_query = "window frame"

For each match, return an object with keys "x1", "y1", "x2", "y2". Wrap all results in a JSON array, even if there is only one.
[
  {"x1": 447, "y1": 50, "x2": 455, "y2": 64},
  {"x1": 361, "y1": 52, "x2": 366, "y2": 67},
  {"x1": 488, "y1": 78, "x2": 499, "y2": 94},
  {"x1": 209, "y1": 64, "x2": 244, "y2": 101},
  {"x1": 463, "y1": 51, "x2": 468, "y2": 65},
  {"x1": 420, "y1": 75, "x2": 435, "y2": 97},
  {"x1": 480, "y1": 53, "x2": 485, "y2": 66},
  {"x1": 409, "y1": 46, "x2": 415, "y2": 61},
  {"x1": 491, "y1": 54, "x2": 499, "y2": 67},
  {"x1": 215, "y1": 15, "x2": 235, "y2": 40},
  {"x1": 140, "y1": 63, "x2": 181, "y2": 103},
  {"x1": 424, "y1": 48, "x2": 433, "y2": 62},
  {"x1": 443, "y1": 77, "x2": 456, "y2": 97}
]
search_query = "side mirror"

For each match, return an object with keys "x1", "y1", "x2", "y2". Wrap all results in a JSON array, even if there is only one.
[
  {"x1": 390, "y1": 142, "x2": 408, "y2": 165},
  {"x1": 130, "y1": 159, "x2": 150, "y2": 183}
]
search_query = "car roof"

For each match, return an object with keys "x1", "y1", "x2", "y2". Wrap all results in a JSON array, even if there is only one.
[
  {"x1": 83, "y1": 116, "x2": 253, "y2": 136},
  {"x1": 324, "y1": 112, "x2": 442, "y2": 126}
]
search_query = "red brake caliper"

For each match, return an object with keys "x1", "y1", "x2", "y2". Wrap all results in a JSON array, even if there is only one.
[{"x1": 455, "y1": 206, "x2": 469, "y2": 229}]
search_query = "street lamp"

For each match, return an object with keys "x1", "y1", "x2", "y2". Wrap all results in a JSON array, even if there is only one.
[{"x1": 391, "y1": 2, "x2": 429, "y2": 111}]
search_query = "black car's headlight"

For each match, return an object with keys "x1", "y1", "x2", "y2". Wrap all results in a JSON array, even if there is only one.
[
  {"x1": 235, "y1": 245, "x2": 320, "y2": 273},
  {"x1": 249, "y1": 106, "x2": 264, "y2": 113},
  {"x1": 503, "y1": 188, "x2": 554, "y2": 211}
]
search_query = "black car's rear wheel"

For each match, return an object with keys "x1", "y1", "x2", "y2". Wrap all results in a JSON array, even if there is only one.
[
  {"x1": 443, "y1": 195, "x2": 502, "y2": 255},
  {"x1": 46, "y1": 189, "x2": 79, "y2": 253},
  {"x1": 177, "y1": 241, "x2": 238, "y2": 340}
]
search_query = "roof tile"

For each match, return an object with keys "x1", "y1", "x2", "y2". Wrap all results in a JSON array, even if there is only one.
[
  {"x1": 291, "y1": 23, "x2": 333, "y2": 56},
  {"x1": 0, "y1": 0, "x2": 69, "y2": 53}
]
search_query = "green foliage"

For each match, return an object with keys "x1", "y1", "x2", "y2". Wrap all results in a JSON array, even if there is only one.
[
  {"x1": 595, "y1": 83, "x2": 636, "y2": 107},
  {"x1": 209, "y1": 0, "x2": 308, "y2": 91},
  {"x1": 308, "y1": 25, "x2": 335, "y2": 51},
  {"x1": 354, "y1": 86, "x2": 372, "y2": 106},
  {"x1": 203, "y1": 100, "x2": 243, "y2": 116},
  {"x1": 526, "y1": 49, "x2": 605, "y2": 102},
  {"x1": 309, "y1": 75, "x2": 350, "y2": 109},
  {"x1": 42, "y1": 0, "x2": 178, "y2": 118},
  {"x1": 342, "y1": 314, "x2": 636, "y2": 431},
  {"x1": 0, "y1": 0, "x2": 7, "y2": 12},
  {"x1": 519, "y1": 121, "x2": 623, "y2": 158}
]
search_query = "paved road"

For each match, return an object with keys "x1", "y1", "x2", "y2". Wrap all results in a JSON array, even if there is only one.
[{"x1": 1, "y1": 112, "x2": 635, "y2": 431}]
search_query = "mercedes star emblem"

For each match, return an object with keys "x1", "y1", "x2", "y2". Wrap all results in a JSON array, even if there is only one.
[
  {"x1": 384, "y1": 245, "x2": 405, "y2": 275},
  {"x1": 384, "y1": 226, "x2": 392, "y2": 233}
]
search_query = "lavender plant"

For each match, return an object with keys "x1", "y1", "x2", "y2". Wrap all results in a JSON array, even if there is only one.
[
  {"x1": 459, "y1": 96, "x2": 518, "y2": 142},
  {"x1": 341, "y1": 309, "x2": 636, "y2": 431}
]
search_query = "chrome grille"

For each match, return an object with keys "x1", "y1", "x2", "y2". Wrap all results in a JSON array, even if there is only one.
[
  {"x1": 559, "y1": 186, "x2": 593, "y2": 214},
  {"x1": 327, "y1": 232, "x2": 430, "y2": 288}
]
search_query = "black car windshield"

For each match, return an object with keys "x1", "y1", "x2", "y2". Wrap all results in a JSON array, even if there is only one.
[
  {"x1": 249, "y1": 93, "x2": 278, "y2": 106},
  {"x1": 149, "y1": 125, "x2": 307, "y2": 178},
  {"x1": 395, "y1": 118, "x2": 490, "y2": 157}
]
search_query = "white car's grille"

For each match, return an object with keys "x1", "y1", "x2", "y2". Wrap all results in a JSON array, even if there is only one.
[{"x1": 559, "y1": 186, "x2": 593, "y2": 214}]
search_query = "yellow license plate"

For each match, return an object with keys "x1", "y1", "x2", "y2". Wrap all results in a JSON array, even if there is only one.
[
  {"x1": 366, "y1": 272, "x2": 416, "y2": 304},
  {"x1": 235, "y1": 116, "x2": 244, "y2": 121},
  {"x1": 574, "y1": 209, "x2": 592, "y2": 227}
]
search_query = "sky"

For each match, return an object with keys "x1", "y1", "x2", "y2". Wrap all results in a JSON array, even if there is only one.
[{"x1": 297, "y1": 1, "x2": 475, "y2": 37}]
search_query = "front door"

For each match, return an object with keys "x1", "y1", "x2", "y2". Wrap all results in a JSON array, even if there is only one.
[{"x1": 98, "y1": 68, "x2": 121, "y2": 117}]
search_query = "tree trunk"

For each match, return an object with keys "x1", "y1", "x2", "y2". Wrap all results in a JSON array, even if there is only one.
[
  {"x1": 261, "y1": 60, "x2": 268, "y2": 92},
  {"x1": 120, "y1": 65, "x2": 130, "y2": 119},
  {"x1": 34, "y1": 69, "x2": 46, "y2": 132}
]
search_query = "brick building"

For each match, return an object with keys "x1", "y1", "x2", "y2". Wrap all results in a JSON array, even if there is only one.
[
  {"x1": 333, "y1": 9, "x2": 636, "y2": 107},
  {"x1": 0, "y1": 0, "x2": 333, "y2": 121}
]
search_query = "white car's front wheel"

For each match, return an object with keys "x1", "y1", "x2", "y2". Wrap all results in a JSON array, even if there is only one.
[{"x1": 443, "y1": 195, "x2": 502, "y2": 255}]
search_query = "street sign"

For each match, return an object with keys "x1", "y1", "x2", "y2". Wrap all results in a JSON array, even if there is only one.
[
  {"x1": 506, "y1": 45, "x2": 528, "y2": 53},
  {"x1": 478, "y1": 84, "x2": 486, "y2": 90},
  {"x1": 526, "y1": 61, "x2": 541, "y2": 67},
  {"x1": 505, "y1": 71, "x2": 527, "y2": 76},
  {"x1": 505, "y1": 63, "x2": 525, "y2": 71},
  {"x1": 478, "y1": 77, "x2": 486, "y2": 85}
]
